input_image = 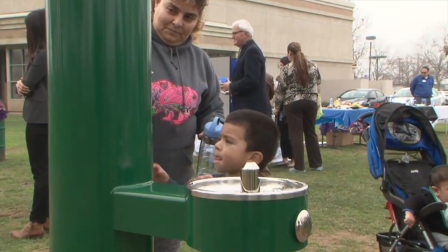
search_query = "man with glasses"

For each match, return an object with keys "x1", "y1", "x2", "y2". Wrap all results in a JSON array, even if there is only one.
[
  {"x1": 410, "y1": 66, "x2": 434, "y2": 105},
  {"x1": 220, "y1": 19, "x2": 271, "y2": 115}
]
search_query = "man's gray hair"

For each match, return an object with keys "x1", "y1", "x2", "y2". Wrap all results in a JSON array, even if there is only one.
[{"x1": 232, "y1": 19, "x2": 254, "y2": 37}]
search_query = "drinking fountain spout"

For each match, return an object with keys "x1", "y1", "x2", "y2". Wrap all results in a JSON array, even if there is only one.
[{"x1": 240, "y1": 162, "x2": 261, "y2": 193}]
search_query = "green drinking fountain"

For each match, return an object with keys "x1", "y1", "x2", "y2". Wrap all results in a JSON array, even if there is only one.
[{"x1": 47, "y1": 0, "x2": 312, "y2": 251}]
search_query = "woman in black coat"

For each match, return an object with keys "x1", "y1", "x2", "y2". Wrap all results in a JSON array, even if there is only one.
[{"x1": 10, "y1": 9, "x2": 49, "y2": 239}]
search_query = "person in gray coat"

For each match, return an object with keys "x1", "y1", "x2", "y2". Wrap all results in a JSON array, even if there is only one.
[
  {"x1": 10, "y1": 9, "x2": 49, "y2": 239},
  {"x1": 150, "y1": 0, "x2": 223, "y2": 251}
]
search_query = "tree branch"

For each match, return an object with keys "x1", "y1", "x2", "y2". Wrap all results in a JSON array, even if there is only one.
[{"x1": 352, "y1": 9, "x2": 369, "y2": 79}]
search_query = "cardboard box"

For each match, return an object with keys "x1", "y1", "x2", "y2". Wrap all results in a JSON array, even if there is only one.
[{"x1": 326, "y1": 130, "x2": 354, "y2": 146}]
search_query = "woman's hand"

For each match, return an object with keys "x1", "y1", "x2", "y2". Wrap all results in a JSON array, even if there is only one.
[
  {"x1": 16, "y1": 79, "x2": 30, "y2": 95},
  {"x1": 153, "y1": 163, "x2": 170, "y2": 183},
  {"x1": 188, "y1": 174, "x2": 213, "y2": 183}
]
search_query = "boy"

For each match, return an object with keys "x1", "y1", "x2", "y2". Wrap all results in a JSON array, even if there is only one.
[
  {"x1": 404, "y1": 165, "x2": 448, "y2": 249},
  {"x1": 153, "y1": 109, "x2": 279, "y2": 182}
]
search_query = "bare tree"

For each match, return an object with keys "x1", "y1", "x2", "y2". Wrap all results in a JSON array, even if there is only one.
[
  {"x1": 370, "y1": 47, "x2": 396, "y2": 80},
  {"x1": 393, "y1": 55, "x2": 421, "y2": 87},
  {"x1": 420, "y1": 34, "x2": 448, "y2": 90},
  {"x1": 378, "y1": 43, "x2": 426, "y2": 87},
  {"x1": 383, "y1": 37, "x2": 447, "y2": 88},
  {"x1": 352, "y1": 9, "x2": 369, "y2": 79}
]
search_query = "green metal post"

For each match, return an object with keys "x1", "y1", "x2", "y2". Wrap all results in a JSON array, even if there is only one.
[
  {"x1": 0, "y1": 119, "x2": 5, "y2": 161},
  {"x1": 47, "y1": 1, "x2": 311, "y2": 251},
  {"x1": 47, "y1": 0, "x2": 153, "y2": 251}
]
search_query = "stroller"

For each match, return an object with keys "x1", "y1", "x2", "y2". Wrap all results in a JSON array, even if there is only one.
[{"x1": 366, "y1": 103, "x2": 448, "y2": 251}]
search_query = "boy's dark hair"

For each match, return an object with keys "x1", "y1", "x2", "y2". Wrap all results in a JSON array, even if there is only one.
[
  {"x1": 225, "y1": 109, "x2": 279, "y2": 169},
  {"x1": 430, "y1": 165, "x2": 448, "y2": 186}
]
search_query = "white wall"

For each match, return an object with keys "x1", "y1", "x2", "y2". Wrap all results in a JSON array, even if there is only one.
[{"x1": 205, "y1": 0, "x2": 355, "y2": 80}]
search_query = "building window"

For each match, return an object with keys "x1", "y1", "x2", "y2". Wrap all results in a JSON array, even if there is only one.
[{"x1": 9, "y1": 48, "x2": 29, "y2": 99}]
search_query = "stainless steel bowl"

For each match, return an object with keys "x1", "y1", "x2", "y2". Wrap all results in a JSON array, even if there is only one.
[{"x1": 187, "y1": 177, "x2": 308, "y2": 201}]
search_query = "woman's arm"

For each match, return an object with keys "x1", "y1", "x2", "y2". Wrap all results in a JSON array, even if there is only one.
[
  {"x1": 23, "y1": 50, "x2": 47, "y2": 93},
  {"x1": 316, "y1": 68, "x2": 322, "y2": 93},
  {"x1": 310, "y1": 62, "x2": 322, "y2": 93},
  {"x1": 274, "y1": 68, "x2": 288, "y2": 110}
]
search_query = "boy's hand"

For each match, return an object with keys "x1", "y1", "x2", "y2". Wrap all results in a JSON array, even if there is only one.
[
  {"x1": 404, "y1": 211, "x2": 416, "y2": 227},
  {"x1": 153, "y1": 163, "x2": 170, "y2": 183},
  {"x1": 197, "y1": 174, "x2": 213, "y2": 180}
]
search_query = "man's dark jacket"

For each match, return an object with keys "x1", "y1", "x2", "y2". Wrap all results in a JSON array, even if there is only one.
[
  {"x1": 266, "y1": 72, "x2": 274, "y2": 100},
  {"x1": 230, "y1": 40, "x2": 271, "y2": 115}
]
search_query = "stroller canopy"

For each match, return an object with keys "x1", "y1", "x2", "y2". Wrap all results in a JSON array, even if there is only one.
[{"x1": 368, "y1": 103, "x2": 446, "y2": 179}]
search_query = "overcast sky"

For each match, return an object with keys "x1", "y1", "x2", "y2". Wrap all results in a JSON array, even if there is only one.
[{"x1": 352, "y1": 0, "x2": 448, "y2": 57}]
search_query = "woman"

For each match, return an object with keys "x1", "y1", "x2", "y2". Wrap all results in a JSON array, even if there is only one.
[
  {"x1": 274, "y1": 42, "x2": 323, "y2": 173},
  {"x1": 275, "y1": 56, "x2": 294, "y2": 167},
  {"x1": 10, "y1": 9, "x2": 49, "y2": 239},
  {"x1": 151, "y1": 0, "x2": 223, "y2": 251}
]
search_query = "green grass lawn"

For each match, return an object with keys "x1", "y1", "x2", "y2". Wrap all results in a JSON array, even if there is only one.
[{"x1": 1, "y1": 114, "x2": 448, "y2": 252}]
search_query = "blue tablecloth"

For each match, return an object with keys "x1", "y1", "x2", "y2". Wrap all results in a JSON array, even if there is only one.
[{"x1": 316, "y1": 108, "x2": 375, "y2": 128}]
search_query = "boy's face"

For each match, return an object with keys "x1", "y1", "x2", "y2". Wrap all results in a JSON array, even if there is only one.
[
  {"x1": 214, "y1": 123, "x2": 262, "y2": 175},
  {"x1": 433, "y1": 181, "x2": 448, "y2": 203}
]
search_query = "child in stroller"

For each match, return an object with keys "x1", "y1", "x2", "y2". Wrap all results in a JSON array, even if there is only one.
[
  {"x1": 366, "y1": 103, "x2": 448, "y2": 251},
  {"x1": 404, "y1": 165, "x2": 448, "y2": 250}
]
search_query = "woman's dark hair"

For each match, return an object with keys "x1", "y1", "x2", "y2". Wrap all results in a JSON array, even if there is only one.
[
  {"x1": 287, "y1": 42, "x2": 309, "y2": 88},
  {"x1": 25, "y1": 9, "x2": 46, "y2": 60},
  {"x1": 280, "y1": 56, "x2": 290, "y2": 66},
  {"x1": 152, "y1": 0, "x2": 208, "y2": 43}
]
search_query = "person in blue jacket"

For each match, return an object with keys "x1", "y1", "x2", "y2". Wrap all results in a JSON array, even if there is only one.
[{"x1": 410, "y1": 66, "x2": 434, "y2": 105}]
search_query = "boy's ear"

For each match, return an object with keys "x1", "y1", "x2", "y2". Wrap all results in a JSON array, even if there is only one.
[
  {"x1": 248, "y1": 152, "x2": 263, "y2": 167},
  {"x1": 432, "y1": 186, "x2": 440, "y2": 196}
]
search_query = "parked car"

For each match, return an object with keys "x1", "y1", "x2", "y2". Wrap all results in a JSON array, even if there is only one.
[
  {"x1": 391, "y1": 88, "x2": 445, "y2": 106},
  {"x1": 365, "y1": 96, "x2": 388, "y2": 108},
  {"x1": 441, "y1": 91, "x2": 448, "y2": 105},
  {"x1": 337, "y1": 88, "x2": 385, "y2": 106}
]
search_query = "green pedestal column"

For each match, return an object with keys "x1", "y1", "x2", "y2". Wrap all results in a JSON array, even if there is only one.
[
  {"x1": 47, "y1": 0, "x2": 152, "y2": 251},
  {"x1": 0, "y1": 119, "x2": 5, "y2": 161}
]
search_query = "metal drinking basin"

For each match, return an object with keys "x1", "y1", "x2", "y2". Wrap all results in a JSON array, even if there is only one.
[{"x1": 186, "y1": 177, "x2": 312, "y2": 252}]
